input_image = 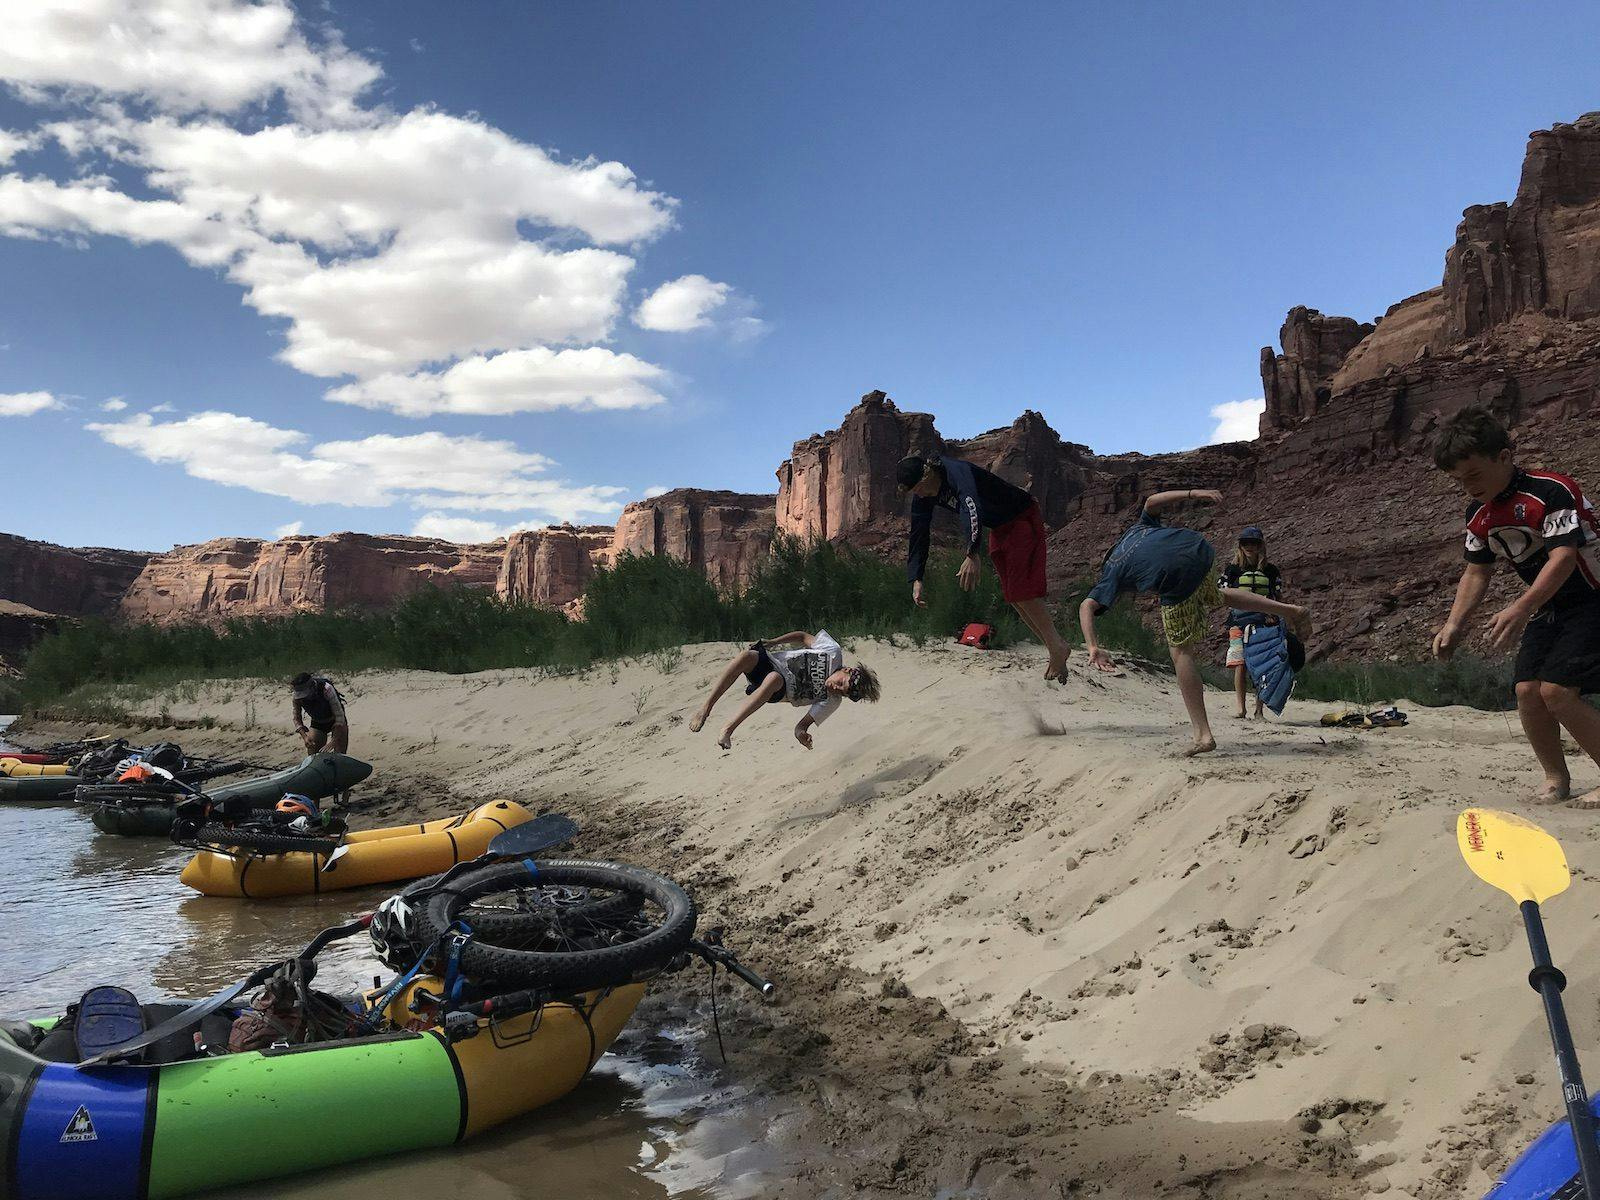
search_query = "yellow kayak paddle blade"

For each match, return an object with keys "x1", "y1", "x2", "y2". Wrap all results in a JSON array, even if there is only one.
[{"x1": 1458, "y1": 808, "x2": 1571, "y2": 905}]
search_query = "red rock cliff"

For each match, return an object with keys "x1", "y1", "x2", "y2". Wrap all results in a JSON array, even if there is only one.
[
  {"x1": 0, "y1": 533, "x2": 149, "y2": 618},
  {"x1": 612, "y1": 490, "x2": 775, "y2": 592},
  {"x1": 497, "y1": 526, "x2": 613, "y2": 608},
  {"x1": 775, "y1": 392, "x2": 1087, "y2": 548},
  {"x1": 120, "y1": 533, "x2": 503, "y2": 623}
]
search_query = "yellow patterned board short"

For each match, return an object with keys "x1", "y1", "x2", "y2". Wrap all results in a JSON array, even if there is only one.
[{"x1": 1160, "y1": 574, "x2": 1223, "y2": 648}]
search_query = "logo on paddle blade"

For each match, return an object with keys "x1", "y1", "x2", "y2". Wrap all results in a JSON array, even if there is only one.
[
  {"x1": 1464, "y1": 811, "x2": 1487, "y2": 853},
  {"x1": 59, "y1": 1106, "x2": 97, "y2": 1143}
]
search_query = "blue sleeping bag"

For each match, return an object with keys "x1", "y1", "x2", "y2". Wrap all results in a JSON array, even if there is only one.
[{"x1": 1243, "y1": 622, "x2": 1301, "y2": 714}]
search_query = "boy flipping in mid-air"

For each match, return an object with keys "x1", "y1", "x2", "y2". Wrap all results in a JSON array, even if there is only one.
[
  {"x1": 690, "y1": 630, "x2": 881, "y2": 750},
  {"x1": 1079, "y1": 489, "x2": 1312, "y2": 756},
  {"x1": 1431, "y1": 406, "x2": 1600, "y2": 807},
  {"x1": 897, "y1": 453, "x2": 1074, "y2": 680}
]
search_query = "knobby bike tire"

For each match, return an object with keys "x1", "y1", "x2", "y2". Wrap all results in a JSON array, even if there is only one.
[
  {"x1": 416, "y1": 859, "x2": 694, "y2": 991},
  {"x1": 192, "y1": 824, "x2": 342, "y2": 856}
]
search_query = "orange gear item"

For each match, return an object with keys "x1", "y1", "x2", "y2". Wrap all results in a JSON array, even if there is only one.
[
  {"x1": 118, "y1": 763, "x2": 156, "y2": 784},
  {"x1": 276, "y1": 797, "x2": 318, "y2": 820}
]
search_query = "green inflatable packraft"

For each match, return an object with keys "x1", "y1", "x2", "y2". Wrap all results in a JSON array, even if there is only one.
[{"x1": 87, "y1": 753, "x2": 373, "y2": 835}]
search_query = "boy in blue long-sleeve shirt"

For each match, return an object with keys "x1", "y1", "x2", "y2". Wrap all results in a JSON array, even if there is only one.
[{"x1": 898, "y1": 453, "x2": 1073, "y2": 681}]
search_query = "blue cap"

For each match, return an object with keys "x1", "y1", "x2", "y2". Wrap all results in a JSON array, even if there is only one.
[{"x1": 1239, "y1": 526, "x2": 1265, "y2": 543}]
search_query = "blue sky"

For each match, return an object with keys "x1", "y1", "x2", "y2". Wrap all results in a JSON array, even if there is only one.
[{"x1": 1, "y1": 1, "x2": 1597, "y2": 551}]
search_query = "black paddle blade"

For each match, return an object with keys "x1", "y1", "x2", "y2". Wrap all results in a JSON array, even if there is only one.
[
  {"x1": 77, "y1": 977, "x2": 250, "y2": 1068},
  {"x1": 487, "y1": 812, "x2": 578, "y2": 858}
]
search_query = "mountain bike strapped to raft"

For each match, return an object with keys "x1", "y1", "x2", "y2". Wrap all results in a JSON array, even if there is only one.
[{"x1": 78, "y1": 848, "x2": 772, "y2": 1067}]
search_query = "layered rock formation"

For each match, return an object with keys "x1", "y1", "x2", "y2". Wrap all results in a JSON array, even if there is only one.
[
  {"x1": 119, "y1": 533, "x2": 503, "y2": 623},
  {"x1": 613, "y1": 489, "x2": 775, "y2": 592},
  {"x1": 0, "y1": 533, "x2": 148, "y2": 618},
  {"x1": 1259, "y1": 307, "x2": 1375, "y2": 432},
  {"x1": 497, "y1": 526, "x2": 613, "y2": 609},
  {"x1": 774, "y1": 391, "x2": 1089, "y2": 548}
]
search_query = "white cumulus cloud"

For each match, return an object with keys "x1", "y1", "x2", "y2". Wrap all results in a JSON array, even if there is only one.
[
  {"x1": 0, "y1": 129, "x2": 34, "y2": 164},
  {"x1": 271, "y1": 520, "x2": 303, "y2": 538},
  {"x1": 643, "y1": 485, "x2": 670, "y2": 498},
  {"x1": 86, "y1": 410, "x2": 628, "y2": 523},
  {"x1": 0, "y1": 0, "x2": 380, "y2": 124},
  {"x1": 411, "y1": 513, "x2": 541, "y2": 543},
  {"x1": 326, "y1": 347, "x2": 667, "y2": 418},
  {"x1": 634, "y1": 274, "x2": 730, "y2": 332},
  {"x1": 99, "y1": 396, "x2": 127, "y2": 411},
  {"x1": 1208, "y1": 397, "x2": 1265, "y2": 444},
  {"x1": 0, "y1": 0, "x2": 760, "y2": 413},
  {"x1": 0, "y1": 390, "x2": 62, "y2": 416}
]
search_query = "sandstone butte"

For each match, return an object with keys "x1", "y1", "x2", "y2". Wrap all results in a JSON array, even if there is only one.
[{"x1": 5, "y1": 112, "x2": 1600, "y2": 668}]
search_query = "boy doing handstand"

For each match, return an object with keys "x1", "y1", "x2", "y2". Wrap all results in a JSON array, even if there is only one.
[{"x1": 1079, "y1": 489, "x2": 1312, "y2": 756}]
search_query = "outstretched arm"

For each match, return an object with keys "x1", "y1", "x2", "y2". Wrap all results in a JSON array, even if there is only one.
[
  {"x1": 1218, "y1": 588, "x2": 1310, "y2": 639},
  {"x1": 1079, "y1": 597, "x2": 1117, "y2": 671},
  {"x1": 1486, "y1": 547, "x2": 1575, "y2": 651},
  {"x1": 762, "y1": 631, "x2": 811, "y2": 647},
  {"x1": 1433, "y1": 563, "x2": 1494, "y2": 659},
  {"x1": 907, "y1": 496, "x2": 934, "y2": 605},
  {"x1": 1144, "y1": 488, "x2": 1222, "y2": 516}
]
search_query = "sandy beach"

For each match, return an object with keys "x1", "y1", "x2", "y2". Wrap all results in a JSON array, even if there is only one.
[{"x1": 23, "y1": 639, "x2": 1600, "y2": 1198}]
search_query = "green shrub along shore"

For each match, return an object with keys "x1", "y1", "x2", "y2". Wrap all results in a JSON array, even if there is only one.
[{"x1": 8, "y1": 536, "x2": 1510, "y2": 715}]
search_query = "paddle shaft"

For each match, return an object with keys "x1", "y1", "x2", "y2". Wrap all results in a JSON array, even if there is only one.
[{"x1": 1521, "y1": 899, "x2": 1600, "y2": 1199}]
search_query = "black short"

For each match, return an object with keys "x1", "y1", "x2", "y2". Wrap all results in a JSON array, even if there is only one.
[
  {"x1": 309, "y1": 720, "x2": 337, "y2": 734},
  {"x1": 1515, "y1": 602, "x2": 1600, "y2": 692},
  {"x1": 744, "y1": 642, "x2": 786, "y2": 704}
]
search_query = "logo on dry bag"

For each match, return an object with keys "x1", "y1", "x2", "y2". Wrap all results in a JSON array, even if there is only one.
[
  {"x1": 1464, "y1": 811, "x2": 1486, "y2": 854},
  {"x1": 60, "y1": 1106, "x2": 97, "y2": 1143}
]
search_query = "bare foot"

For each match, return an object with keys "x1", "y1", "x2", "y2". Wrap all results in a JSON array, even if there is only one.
[
  {"x1": 1231, "y1": 709, "x2": 1247, "y2": 720},
  {"x1": 1534, "y1": 779, "x2": 1572, "y2": 804},
  {"x1": 1183, "y1": 737, "x2": 1217, "y2": 758},
  {"x1": 717, "y1": 731, "x2": 732, "y2": 750},
  {"x1": 689, "y1": 711, "x2": 707, "y2": 733},
  {"x1": 1045, "y1": 647, "x2": 1070, "y2": 681},
  {"x1": 1569, "y1": 787, "x2": 1600, "y2": 810}
]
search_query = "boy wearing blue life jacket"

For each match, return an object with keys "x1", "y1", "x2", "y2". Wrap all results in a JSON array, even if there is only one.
[{"x1": 1079, "y1": 490, "x2": 1311, "y2": 756}]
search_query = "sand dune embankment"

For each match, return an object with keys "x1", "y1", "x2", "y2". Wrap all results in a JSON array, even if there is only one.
[{"x1": 39, "y1": 639, "x2": 1599, "y2": 1197}]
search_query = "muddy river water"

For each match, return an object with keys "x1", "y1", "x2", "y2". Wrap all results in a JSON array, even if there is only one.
[{"x1": 0, "y1": 724, "x2": 770, "y2": 1199}]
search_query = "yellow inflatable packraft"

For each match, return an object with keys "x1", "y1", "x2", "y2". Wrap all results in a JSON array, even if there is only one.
[
  {"x1": 179, "y1": 799, "x2": 532, "y2": 898},
  {"x1": 0, "y1": 758, "x2": 73, "y2": 777}
]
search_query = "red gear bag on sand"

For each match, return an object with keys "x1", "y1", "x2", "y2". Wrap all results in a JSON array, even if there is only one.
[{"x1": 957, "y1": 623, "x2": 995, "y2": 648}]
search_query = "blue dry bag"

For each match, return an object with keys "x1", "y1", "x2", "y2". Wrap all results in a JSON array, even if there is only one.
[{"x1": 1243, "y1": 622, "x2": 1298, "y2": 715}]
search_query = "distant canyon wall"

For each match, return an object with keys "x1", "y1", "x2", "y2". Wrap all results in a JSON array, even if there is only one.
[{"x1": 4, "y1": 113, "x2": 1600, "y2": 665}]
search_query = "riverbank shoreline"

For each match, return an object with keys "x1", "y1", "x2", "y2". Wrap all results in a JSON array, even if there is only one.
[{"x1": 17, "y1": 637, "x2": 1592, "y2": 1197}]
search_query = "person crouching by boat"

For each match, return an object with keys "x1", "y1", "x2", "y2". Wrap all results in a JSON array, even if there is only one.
[
  {"x1": 689, "y1": 631, "x2": 881, "y2": 750},
  {"x1": 1221, "y1": 525, "x2": 1285, "y2": 720},
  {"x1": 290, "y1": 672, "x2": 349, "y2": 755}
]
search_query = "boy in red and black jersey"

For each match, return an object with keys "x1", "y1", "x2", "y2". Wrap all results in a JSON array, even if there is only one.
[{"x1": 1432, "y1": 407, "x2": 1600, "y2": 807}]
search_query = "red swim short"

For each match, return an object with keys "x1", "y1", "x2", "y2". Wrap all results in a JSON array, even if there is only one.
[{"x1": 988, "y1": 501, "x2": 1047, "y2": 603}]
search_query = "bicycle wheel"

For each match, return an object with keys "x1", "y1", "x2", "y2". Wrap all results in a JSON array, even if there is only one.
[
  {"x1": 416, "y1": 859, "x2": 695, "y2": 992},
  {"x1": 191, "y1": 824, "x2": 342, "y2": 856}
]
